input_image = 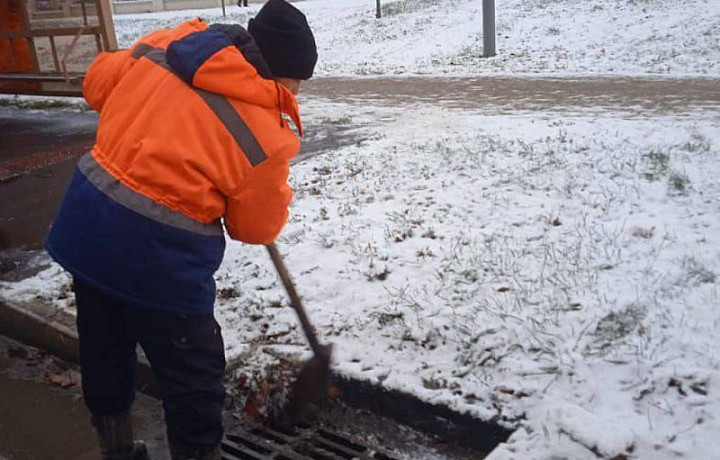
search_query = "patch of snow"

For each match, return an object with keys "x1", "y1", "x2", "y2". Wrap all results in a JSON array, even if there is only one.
[
  {"x1": 3, "y1": 97, "x2": 719, "y2": 458},
  {"x1": 211, "y1": 102, "x2": 719, "y2": 459},
  {"x1": 111, "y1": 0, "x2": 720, "y2": 77},
  {"x1": 5, "y1": 100, "x2": 719, "y2": 458},
  {"x1": 2, "y1": 0, "x2": 719, "y2": 458},
  {"x1": 0, "y1": 94, "x2": 89, "y2": 111},
  {"x1": 1, "y1": 263, "x2": 74, "y2": 312}
]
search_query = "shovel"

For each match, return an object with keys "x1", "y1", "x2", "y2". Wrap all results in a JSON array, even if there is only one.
[{"x1": 266, "y1": 243, "x2": 333, "y2": 427}]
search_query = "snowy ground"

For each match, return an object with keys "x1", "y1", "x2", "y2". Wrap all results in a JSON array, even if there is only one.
[
  {"x1": 4, "y1": 97, "x2": 719, "y2": 458},
  {"x1": 111, "y1": 0, "x2": 720, "y2": 77},
  {"x1": 2, "y1": 0, "x2": 720, "y2": 459},
  {"x1": 228, "y1": 103, "x2": 720, "y2": 460}
]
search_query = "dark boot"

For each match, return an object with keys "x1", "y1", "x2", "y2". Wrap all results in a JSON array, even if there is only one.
[
  {"x1": 169, "y1": 443, "x2": 221, "y2": 460},
  {"x1": 92, "y1": 412, "x2": 150, "y2": 460}
]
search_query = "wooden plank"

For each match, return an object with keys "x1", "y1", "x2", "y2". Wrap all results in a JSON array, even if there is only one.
[
  {"x1": 80, "y1": 0, "x2": 89, "y2": 26},
  {"x1": 0, "y1": 26, "x2": 102, "y2": 39},
  {"x1": 0, "y1": 72, "x2": 82, "y2": 82},
  {"x1": 29, "y1": 88, "x2": 81, "y2": 96},
  {"x1": 49, "y1": 35, "x2": 61, "y2": 72}
]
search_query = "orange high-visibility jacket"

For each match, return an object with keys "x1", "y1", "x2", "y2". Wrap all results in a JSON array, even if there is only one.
[
  {"x1": 46, "y1": 20, "x2": 303, "y2": 314},
  {"x1": 87, "y1": 18, "x2": 302, "y2": 243}
]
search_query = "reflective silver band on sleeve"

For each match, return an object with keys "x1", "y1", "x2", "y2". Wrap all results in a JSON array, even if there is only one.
[{"x1": 78, "y1": 153, "x2": 224, "y2": 237}]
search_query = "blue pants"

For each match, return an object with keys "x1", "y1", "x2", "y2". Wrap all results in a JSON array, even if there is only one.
[{"x1": 73, "y1": 278, "x2": 226, "y2": 447}]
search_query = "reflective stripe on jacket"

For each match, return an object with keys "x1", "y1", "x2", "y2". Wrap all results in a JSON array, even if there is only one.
[{"x1": 46, "y1": 20, "x2": 302, "y2": 314}]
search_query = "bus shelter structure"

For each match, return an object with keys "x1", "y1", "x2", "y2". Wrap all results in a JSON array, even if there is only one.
[{"x1": 0, "y1": 0, "x2": 116, "y2": 96}]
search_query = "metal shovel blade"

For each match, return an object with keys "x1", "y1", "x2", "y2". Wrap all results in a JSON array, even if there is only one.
[
  {"x1": 265, "y1": 244, "x2": 334, "y2": 428},
  {"x1": 279, "y1": 343, "x2": 333, "y2": 427}
]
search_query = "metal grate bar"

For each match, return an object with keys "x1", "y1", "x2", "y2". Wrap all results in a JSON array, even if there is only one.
[
  {"x1": 294, "y1": 447, "x2": 339, "y2": 460},
  {"x1": 275, "y1": 453, "x2": 313, "y2": 460},
  {"x1": 221, "y1": 438, "x2": 271, "y2": 460},
  {"x1": 313, "y1": 438, "x2": 363, "y2": 459},
  {"x1": 232, "y1": 431, "x2": 284, "y2": 451},
  {"x1": 371, "y1": 453, "x2": 397, "y2": 460},
  {"x1": 226, "y1": 434, "x2": 274, "y2": 456},
  {"x1": 318, "y1": 430, "x2": 367, "y2": 454},
  {"x1": 250, "y1": 426, "x2": 295, "y2": 445}
]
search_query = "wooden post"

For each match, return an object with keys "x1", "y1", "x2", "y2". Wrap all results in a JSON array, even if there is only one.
[
  {"x1": 221, "y1": 0, "x2": 225, "y2": 17},
  {"x1": 375, "y1": 0, "x2": 381, "y2": 19},
  {"x1": 482, "y1": 0, "x2": 496, "y2": 57},
  {"x1": 49, "y1": 35, "x2": 61, "y2": 72},
  {"x1": 94, "y1": 0, "x2": 117, "y2": 51},
  {"x1": 80, "y1": 0, "x2": 88, "y2": 26}
]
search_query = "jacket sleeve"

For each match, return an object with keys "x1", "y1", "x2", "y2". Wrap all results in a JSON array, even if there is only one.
[
  {"x1": 82, "y1": 49, "x2": 133, "y2": 112},
  {"x1": 224, "y1": 153, "x2": 293, "y2": 244}
]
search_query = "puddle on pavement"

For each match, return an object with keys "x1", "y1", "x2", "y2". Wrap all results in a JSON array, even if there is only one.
[
  {"x1": 0, "y1": 335, "x2": 168, "y2": 460},
  {"x1": 298, "y1": 122, "x2": 366, "y2": 162},
  {"x1": 0, "y1": 362, "x2": 99, "y2": 460}
]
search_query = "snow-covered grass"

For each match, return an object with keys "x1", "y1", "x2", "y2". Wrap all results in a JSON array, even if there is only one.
[
  {"x1": 6, "y1": 100, "x2": 719, "y2": 458},
  {"x1": 212, "y1": 104, "x2": 720, "y2": 459},
  {"x1": 112, "y1": 0, "x2": 720, "y2": 77}
]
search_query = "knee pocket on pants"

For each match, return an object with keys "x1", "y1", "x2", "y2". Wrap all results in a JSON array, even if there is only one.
[{"x1": 170, "y1": 315, "x2": 224, "y2": 356}]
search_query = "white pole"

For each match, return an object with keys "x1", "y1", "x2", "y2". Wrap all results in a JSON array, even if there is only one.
[{"x1": 483, "y1": 0, "x2": 496, "y2": 57}]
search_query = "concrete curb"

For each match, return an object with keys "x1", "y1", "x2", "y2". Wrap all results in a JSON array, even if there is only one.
[
  {"x1": 333, "y1": 375, "x2": 512, "y2": 454},
  {"x1": 1, "y1": 296, "x2": 512, "y2": 454},
  {"x1": 0, "y1": 298, "x2": 79, "y2": 364},
  {"x1": 0, "y1": 297, "x2": 164, "y2": 396}
]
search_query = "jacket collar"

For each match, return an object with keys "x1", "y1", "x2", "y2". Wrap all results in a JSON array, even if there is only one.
[{"x1": 164, "y1": 22, "x2": 303, "y2": 136}]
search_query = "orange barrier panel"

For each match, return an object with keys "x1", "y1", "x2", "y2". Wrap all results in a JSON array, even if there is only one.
[{"x1": 0, "y1": 0, "x2": 39, "y2": 92}]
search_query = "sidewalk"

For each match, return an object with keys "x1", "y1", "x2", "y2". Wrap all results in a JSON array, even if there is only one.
[
  {"x1": 0, "y1": 334, "x2": 169, "y2": 460},
  {"x1": 303, "y1": 76, "x2": 720, "y2": 114}
]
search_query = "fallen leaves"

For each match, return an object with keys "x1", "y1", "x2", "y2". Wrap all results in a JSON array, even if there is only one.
[{"x1": 44, "y1": 369, "x2": 81, "y2": 389}]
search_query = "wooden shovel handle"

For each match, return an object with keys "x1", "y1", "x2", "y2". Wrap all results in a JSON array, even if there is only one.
[{"x1": 266, "y1": 243, "x2": 322, "y2": 354}]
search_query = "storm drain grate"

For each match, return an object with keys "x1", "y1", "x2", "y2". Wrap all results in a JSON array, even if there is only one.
[{"x1": 221, "y1": 423, "x2": 400, "y2": 460}]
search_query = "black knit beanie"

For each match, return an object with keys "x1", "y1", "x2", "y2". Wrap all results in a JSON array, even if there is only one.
[{"x1": 248, "y1": 0, "x2": 317, "y2": 80}]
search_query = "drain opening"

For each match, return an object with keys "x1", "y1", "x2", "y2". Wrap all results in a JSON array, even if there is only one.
[{"x1": 222, "y1": 422, "x2": 399, "y2": 460}]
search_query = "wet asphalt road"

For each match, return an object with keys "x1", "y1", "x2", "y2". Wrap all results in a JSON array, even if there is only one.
[{"x1": 0, "y1": 109, "x2": 97, "y2": 250}]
